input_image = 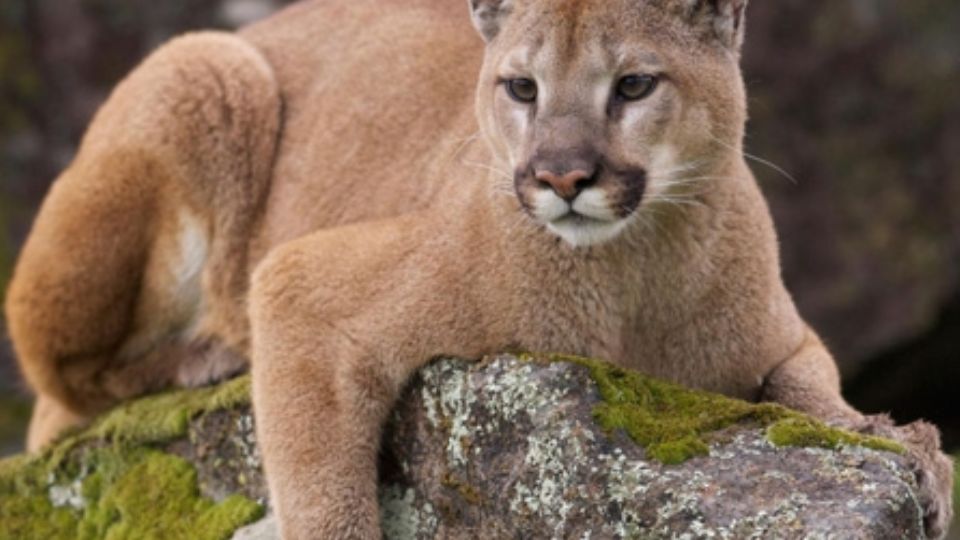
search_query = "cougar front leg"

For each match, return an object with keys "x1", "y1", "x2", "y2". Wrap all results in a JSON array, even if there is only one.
[
  {"x1": 251, "y1": 322, "x2": 404, "y2": 539},
  {"x1": 761, "y1": 329, "x2": 954, "y2": 539},
  {"x1": 249, "y1": 238, "x2": 430, "y2": 539}
]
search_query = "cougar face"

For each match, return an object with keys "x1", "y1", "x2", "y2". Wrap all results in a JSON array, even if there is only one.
[{"x1": 474, "y1": 0, "x2": 747, "y2": 247}]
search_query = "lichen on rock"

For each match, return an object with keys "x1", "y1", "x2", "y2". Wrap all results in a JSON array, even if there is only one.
[
  {"x1": 0, "y1": 355, "x2": 927, "y2": 539},
  {"x1": 381, "y1": 355, "x2": 922, "y2": 538}
]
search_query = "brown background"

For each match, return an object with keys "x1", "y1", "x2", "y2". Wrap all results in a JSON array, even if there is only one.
[{"x1": 1, "y1": 0, "x2": 958, "y2": 456}]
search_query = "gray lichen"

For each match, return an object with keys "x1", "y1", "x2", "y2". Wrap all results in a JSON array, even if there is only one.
[
  {"x1": 380, "y1": 485, "x2": 439, "y2": 540},
  {"x1": 382, "y1": 355, "x2": 923, "y2": 538},
  {"x1": 0, "y1": 355, "x2": 925, "y2": 539}
]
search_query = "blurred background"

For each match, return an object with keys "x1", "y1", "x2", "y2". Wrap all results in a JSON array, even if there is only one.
[{"x1": 0, "y1": 0, "x2": 958, "y2": 460}]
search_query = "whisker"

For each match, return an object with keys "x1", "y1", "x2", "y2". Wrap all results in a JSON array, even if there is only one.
[
  {"x1": 660, "y1": 157, "x2": 706, "y2": 175},
  {"x1": 708, "y1": 132, "x2": 798, "y2": 185},
  {"x1": 651, "y1": 185, "x2": 714, "y2": 197},
  {"x1": 463, "y1": 159, "x2": 513, "y2": 182},
  {"x1": 638, "y1": 208, "x2": 674, "y2": 245},
  {"x1": 653, "y1": 175, "x2": 732, "y2": 183},
  {"x1": 649, "y1": 198, "x2": 707, "y2": 211},
  {"x1": 742, "y1": 152, "x2": 798, "y2": 185},
  {"x1": 649, "y1": 193, "x2": 707, "y2": 205},
  {"x1": 450, "y1": 132, "x2": 480, "y2": 158}
]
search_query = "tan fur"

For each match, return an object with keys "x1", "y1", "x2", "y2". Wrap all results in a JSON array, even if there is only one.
[
  {"x1": 5, "y1": 32, "x2": 281, "y2": 431},
  {"x1": 5, "y1": 0, "x2": 952, "y2": 537}
]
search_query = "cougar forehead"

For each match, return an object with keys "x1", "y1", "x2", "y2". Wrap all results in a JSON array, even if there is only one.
[{"x1": 474, "y1": 0, "x2": 747, "y2": 247}]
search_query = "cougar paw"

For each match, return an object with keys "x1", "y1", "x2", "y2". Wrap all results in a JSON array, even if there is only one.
[
  {"x1": 855, "y1": 415, "x2": 954, "y2": 539},
  {"x1": 175, "y1": 337, "x2": 249, "y2": 388}
]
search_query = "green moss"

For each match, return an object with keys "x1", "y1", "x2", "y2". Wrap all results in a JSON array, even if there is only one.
[
  {"x1": 83, "y1": 375, "x2": 251, "y2": 446},
  {"x1": 0, "y1": 448, "x2": 262, "y2": 540},
  {"x1": 6, "y1": 376, "x2": 249, "y2": 462},
  {"x1": 0, "y1": 455, "x2": 77, "y2": 540},
  {"x1": 766, "y1": 417, "x2": 904, "y2": 454},
  {"x1": 79, "y1": 451, "x2": 262, "y2": 540},
  {"x1": 0, "y1": 375, "x2": 260, "y2": 540},
  {"x1": 0, "y1": 454, "x2": 29, "y2": 480},
  {"x1": 646, "y1": 436, "x2": 710, "y2": 465},
  {"x1": 533, "y1": 354, "x2": 904, "y2": 464}
]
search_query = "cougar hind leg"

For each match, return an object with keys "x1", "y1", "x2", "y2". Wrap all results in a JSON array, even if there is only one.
[{"x1": 5, "y1": 32, "x2": 281, "y2": 450}]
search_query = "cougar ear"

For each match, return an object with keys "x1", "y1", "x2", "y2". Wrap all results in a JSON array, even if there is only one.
[
  {"x1": 683, "y1": 0, "x2": 748, "y2": 50},
  {"x1": 467, "y1": 0, "x2": 513, "y2": 43}
]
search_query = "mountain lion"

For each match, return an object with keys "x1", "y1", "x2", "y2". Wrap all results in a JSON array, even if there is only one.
[{"x1": 5, "y1": 0, "x2": 953, "y2": 537}]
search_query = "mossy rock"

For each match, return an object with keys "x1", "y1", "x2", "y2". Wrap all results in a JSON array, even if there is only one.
[
  {"x1": 0, "y1": 355, "x2": 924, "y2": 539},
  {"x1": 0, "y1": 377, "x2": 262, "y2": 540},
  {"x1": 381, "y1": 355, "x2": 923, "y2": 538},
  {"x1": 557, "y1": 354, "x2": 903, "y2": 464}
]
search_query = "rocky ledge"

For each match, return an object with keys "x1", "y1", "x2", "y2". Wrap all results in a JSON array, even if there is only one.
[{"x1": 0, "y1": 354, "x2": 929, "y2": 539}]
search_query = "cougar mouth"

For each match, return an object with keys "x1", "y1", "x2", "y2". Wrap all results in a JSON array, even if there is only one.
[
  {"x1": 552, "y1": 210, "x2": 613, "y2": 226},
  {"x1": 510, "y1": 156, "x2": 648, "y2": 247},
  {"x1": 513, "y1": 176, "x2": 643, "y2": 247},
  {"x1": 546, "y1": 209, "x2": 630, "y2": 247}
]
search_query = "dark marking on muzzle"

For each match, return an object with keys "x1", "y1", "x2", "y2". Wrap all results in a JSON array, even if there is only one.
[
  {"x1": 608, "y1": 167, "x2": 647, "y2": 217},
  {"x1": 513, "y1": 152, "x2": 647, "y2": 219}
]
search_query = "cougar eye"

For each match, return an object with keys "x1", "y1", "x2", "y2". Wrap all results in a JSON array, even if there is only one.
[
  {"x1": 616, "y1": 74, "x2": 658, "y2": 101},
  {"x1": 506, "y1": 78, "x2": 538, "y2": 103}
]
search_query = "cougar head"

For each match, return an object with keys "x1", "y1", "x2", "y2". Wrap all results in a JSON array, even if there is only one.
[{"x1": 469, "y1": 0, "x2": 749, "y2": 247}]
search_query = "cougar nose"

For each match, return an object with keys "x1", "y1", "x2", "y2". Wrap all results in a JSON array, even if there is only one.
[{"x1": 535, "y1": 168, "x2": 596, "y2": 201}]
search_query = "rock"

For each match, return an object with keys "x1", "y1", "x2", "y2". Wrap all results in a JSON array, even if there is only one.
[
  {"x1": 230, "y1": 514, "x2": 279, "y2": 540},
  {"x1": 379, "y1": 356, "x2": 920, "y2": 539},
  {"x1": 0, "y1": 354, "x2": 927, "y2": 538},
  {"x1": 0, "y1": 377, "x2": 265, "y2": 540}
]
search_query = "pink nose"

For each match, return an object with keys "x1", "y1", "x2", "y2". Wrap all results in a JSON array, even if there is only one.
[{"x1": 534, "y1": 169, "x2": 594, "y2": 201}]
